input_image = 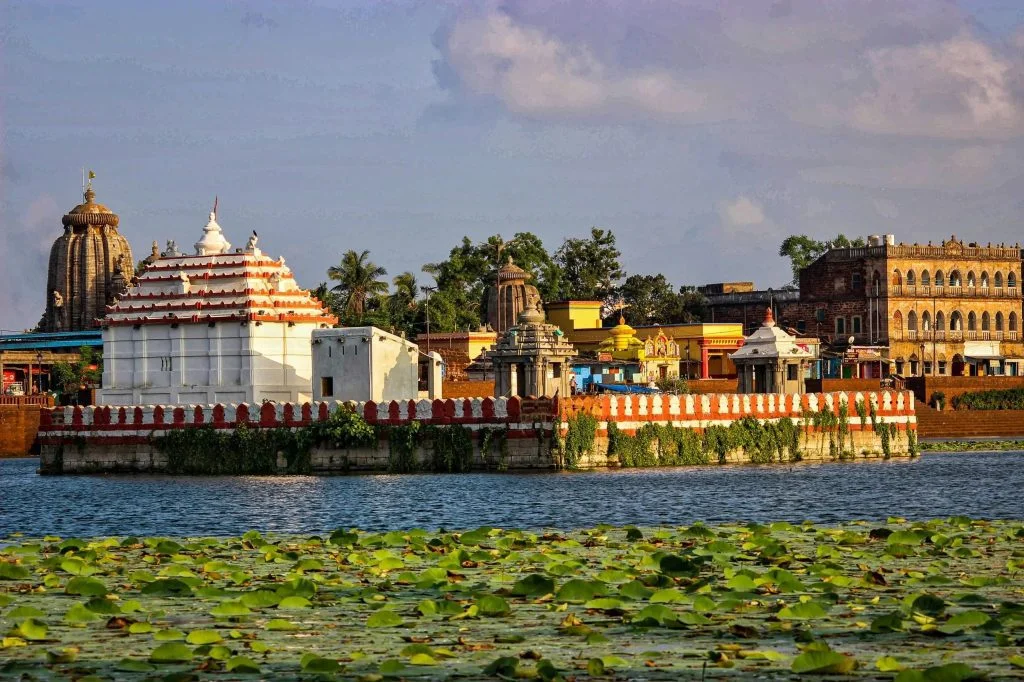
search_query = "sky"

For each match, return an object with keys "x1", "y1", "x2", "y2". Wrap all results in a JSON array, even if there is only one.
[{"x1": 3, "y1": 0, "x2": 1024, "y2": 331}]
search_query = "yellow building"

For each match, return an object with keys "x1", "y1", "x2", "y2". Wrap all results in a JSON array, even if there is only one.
[
  {"x1": 593, "y1": 317, "x2": 681, "y2": 383},
  {"x1": 546, "y1": 301, "x2": 745, "y2": 379}
]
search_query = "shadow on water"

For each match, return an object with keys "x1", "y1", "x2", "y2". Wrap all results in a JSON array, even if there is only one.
[{"x1": 1, "y1": 453, "x2": 1021, "y2": 537}]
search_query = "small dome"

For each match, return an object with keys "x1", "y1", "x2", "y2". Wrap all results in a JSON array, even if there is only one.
[
  {"x1": 62, "y1": 188, "x2": 119, "y2": 228},
  {"x1": 194, "y1": 211, "x2": 232, "y2": 256},
  {"x1": 497, "y1": 257, "x2": 531, "y2": 283}
]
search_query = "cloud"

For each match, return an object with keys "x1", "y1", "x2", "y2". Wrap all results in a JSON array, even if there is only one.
[
  {"x1": 435, "y1": 1, "x2": 1024, "y2": 139},
  {"x1": 438, "y1": 10, "x2": 706, "y2": 119},
  {"x1": 721, "y1": 196, "x2": 765, "y2": 227},
  {"x1": 850, "y1": 34, "x2": 1022, "y2": 138}
]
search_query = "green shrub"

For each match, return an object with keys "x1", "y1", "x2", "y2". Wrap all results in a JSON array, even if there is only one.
[
  {"x1": 951, "y1": 388, "x2": 1024, "y2": 410},
  {"x1": 562, "y1": 412, "x2": 598, "y2": 469}
]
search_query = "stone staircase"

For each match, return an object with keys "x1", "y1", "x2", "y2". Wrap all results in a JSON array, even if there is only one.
[{"x1": 916, "y1": 403, "x2": 1024, "y2": 439}]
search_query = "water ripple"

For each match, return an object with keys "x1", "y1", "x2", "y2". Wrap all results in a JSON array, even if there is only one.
[{"x1": 1, "y1": 453, "x2": 1021, "y2": 537}]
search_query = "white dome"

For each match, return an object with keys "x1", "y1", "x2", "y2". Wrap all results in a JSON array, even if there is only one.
[{"x1": 194, "y1": 212, "x2": 232, "y2": 256}]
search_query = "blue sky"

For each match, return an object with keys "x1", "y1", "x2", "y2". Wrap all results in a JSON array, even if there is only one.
[{"x1": 3, "y1": 0, "x2": 1024, "y2": 330}]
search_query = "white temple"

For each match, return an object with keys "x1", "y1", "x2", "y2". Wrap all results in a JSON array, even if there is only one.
[{"x1": 97, "y1": 209, "x2": 337, "y2": 406}]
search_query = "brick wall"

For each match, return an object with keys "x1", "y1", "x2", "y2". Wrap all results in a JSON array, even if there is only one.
[
  {"x1": 443, "y1": 380, "x2": 496, "y2": 399},
  {"x1": 0, "y1": 405, "x2": 42, "y2": 457}
]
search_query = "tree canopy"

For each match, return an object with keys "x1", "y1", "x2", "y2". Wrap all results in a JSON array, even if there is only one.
[{"x1": 778, "y1": 233, "x2": 866, "y2": 284}]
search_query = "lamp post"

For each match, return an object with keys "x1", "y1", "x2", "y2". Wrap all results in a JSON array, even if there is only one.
[{"x1": 919, "y1": 343, "x2": 926, "y2": 377}]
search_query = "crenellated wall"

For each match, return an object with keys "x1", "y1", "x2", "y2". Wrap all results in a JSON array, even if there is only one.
[{"x1": 37, "y1": 391, "x2": 916, "y2": 474}]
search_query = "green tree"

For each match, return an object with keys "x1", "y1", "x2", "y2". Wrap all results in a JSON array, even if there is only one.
[
  {"x1": 385, "y1": 271, "x2": 419, "y2": 336},
  {"x1": 50, "y1": 346, "x2": 102, "y2": 405},
  {"x1": 310, "y1": 282, "x2": 341, "y2": 319},
  {"x1": 779, "y1": 233, "x2": 866, "y2": 284},
  {"x1": 327, "y1": 250, "x2": 389, "y2": 325},
  {"x1": 617, "y1": 274, "x2": 676, "y2": 326},
  {"x1": 554, "y1": 228, "x2": 623, "y2": 301}
]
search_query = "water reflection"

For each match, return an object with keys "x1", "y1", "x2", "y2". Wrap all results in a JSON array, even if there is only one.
[{"x1": 1, "y1": 453, "x2": 1021, "y2": 538}]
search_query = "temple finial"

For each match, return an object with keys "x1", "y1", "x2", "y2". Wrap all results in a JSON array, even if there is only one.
[{"x1": 212, "y1": 195, "x2": 219, "y2": 218}]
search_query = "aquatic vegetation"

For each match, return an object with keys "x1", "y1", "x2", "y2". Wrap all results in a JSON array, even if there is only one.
[
  {"x1": 1, "y1": 518, "x2": 1022, "y2": 679},
  {"x1": 921, "y1": 439, "x2": 1024, "y2": 452}
]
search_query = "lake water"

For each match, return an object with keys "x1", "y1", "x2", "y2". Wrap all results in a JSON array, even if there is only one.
[{"x1": 1, "y1": 453, "x2": 1021, "y2": 538}]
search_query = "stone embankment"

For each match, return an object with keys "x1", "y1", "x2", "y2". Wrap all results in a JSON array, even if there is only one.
[{"x1": 36, "y1": 391, "x2": 916, "y2": 474}]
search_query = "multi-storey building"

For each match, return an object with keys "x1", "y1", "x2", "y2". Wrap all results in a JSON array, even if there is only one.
[{"x1": 790, "y1": 235, "x2": 1023, "y2": 377}]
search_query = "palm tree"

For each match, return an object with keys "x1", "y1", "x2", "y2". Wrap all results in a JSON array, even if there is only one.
[
  {"x1": 386, "y1": 272, "x2": 419, "y2": 335},
  {"x1": 327, "y1": 250, "x2": 388, "y2": 323}
]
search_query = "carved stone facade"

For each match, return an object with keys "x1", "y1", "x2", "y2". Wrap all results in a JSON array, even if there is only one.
[
  {"x1": 491, "y1": 303, "x2": 576, "y2": 398},
  {"x1": 43, "y1": 186, "x2": 134, "y2": 332},
  {"x1": 791, "y1": 236, "x2": 1024, "y2": 376},
  {"x1": 484, "y1": 258, "x2": 542, "y2": 333}
]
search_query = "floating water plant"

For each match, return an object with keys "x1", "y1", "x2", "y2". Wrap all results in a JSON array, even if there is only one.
[{"x1": 1, "y1": 518, "x2": 1021, "y2": 679}]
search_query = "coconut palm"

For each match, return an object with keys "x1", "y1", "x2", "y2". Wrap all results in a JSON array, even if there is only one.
[
  {"x1": 386, "y1": 271, "x2": 420, "y2": 335},
  {"x1": 327, "y1": 250, "x2": 388, "y2": 323}
]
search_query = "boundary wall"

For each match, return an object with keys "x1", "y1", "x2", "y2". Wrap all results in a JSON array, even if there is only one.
[{"x1": 37, "y1": 391, "x2": 915, "y2": 474}]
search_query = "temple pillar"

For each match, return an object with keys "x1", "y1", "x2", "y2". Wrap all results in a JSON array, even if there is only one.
[{"x1": 700, "y1": 346, "x2": 710, "y2": 379}]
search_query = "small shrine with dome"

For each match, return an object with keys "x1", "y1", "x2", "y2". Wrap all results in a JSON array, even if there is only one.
[
  {"x1": 490, "y1": 302, "x2": 576, "y2": 398},
  {"x1": 97, "y1": 205, "x2": 336, "y2": 406},
  {"x1": 731, "y1": 308, "x2": 816, "y2": 394},
  {"x1": 591, "y1": 317, "x2": 682, "y2": 385}
]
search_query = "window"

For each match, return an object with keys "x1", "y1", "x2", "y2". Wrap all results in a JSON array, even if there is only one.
[
  {"x1": 895, "y1": 361, "x2": 905, "y2": 375},
  {"x1": 935, "y1": 270, "x2": 945, "y2": 287},
  {"x1": 1011, "y1": 312, "x2": 1018, "y2": 332},
  {"x1": 922, "y1": 311, "x2": 931, "y2": 331},
  {"x1": 950, "y1": 270, "x2": 962, "y2": 287},
  {"x1": 982, "y1": 312, "x2": 990, "y2": 331},
  {"x1": 787, "y1": 364, "x2": 798, "y2": 381},
  {"x1": 892, "y1": 270, "x2": 903, "y2": 286},
  {"x1": 967, "y1": 271, "x2": 976, "y2": 287},
  {"x1": 910, "y1": 360, "x2": 919, "y2": 375},
  {"x1": 938, "y1": 361, "x2": 947, "y2": 375},
  {"x1": 320, "y1": 377, "x2": 334, "y2": 397},
  {"x1": 892, "y1": 310, "x2": 903, "y2": 335},
  {"x1": 936, "y1": 311, "x2": 945, "y2": 331},
  {"x1": 906, "y1": 270, "x2": 916, "y2": 285},
  {"x1": 996, "y1": 312, "x2": 1004, "y2": 331},
  {"x1": 951, "y1": 311, "x2": 963, "y2": 331},
  {"x1": 852, "y1": 272, "x2": 863, "y2": 290},
  {"x1": 1010, "y1": 272, "x2": 1018, "y2": 288},
  {"x1": 852, "y1": 316, "x2": 862, "y2": 334},
  {"x1": 924, "y1": 361, "x2": 933, "y2": 375},
  {"x1": 815, "y1": 308, "x2": 826, "y2": 322},
  {"x1": 552, "y1": 363, "x2": 562, "y2": 378},
  {"x1": 908, "y1": 311, "x2": 918, "y2": 331},
  {"x1": 968, "y1": 312, "x2": 977, "y2": 331},
  {"x1": 921, "y1": 270, "x2": 930, "y2": 286},
  {"x1": 797, "y1": 320, "x2": 807, "y2": 333},
  {"x1": 995, "y1": 272, "x2": 1004, "y2": 288},
  {"x1": 835, "y1": 317, "x2": 846, "y2": 335},
  {"x1": 981, "y1": 272, "x2": 989, "y2": 288}
]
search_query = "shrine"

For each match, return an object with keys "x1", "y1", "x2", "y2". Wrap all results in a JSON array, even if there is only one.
[
  {"x1": 96, "y1": 206, "x2": 336, "y2": 406},
  {"x1": 732, "y1": 308, "x2": 816, "y2": 394}
]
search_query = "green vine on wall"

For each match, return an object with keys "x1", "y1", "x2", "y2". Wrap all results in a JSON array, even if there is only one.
[
  {"x1": 479, "y1": 427, "x2": 510, "y2": 471},
  {"x1": 425, "y1": 424, "x2": 474, "y2": 473},
  {"x1": 562, "y1": 412, "x2": 598, "y2": 470},
  {"x1": 387, "y1": 422, "x2": 421, "y2": 473}
]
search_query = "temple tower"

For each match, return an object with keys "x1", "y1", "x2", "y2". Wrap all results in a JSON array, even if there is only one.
[
  {"x1": 43, "y1": 181, "x2": 134, "y2": 332},
  {"x1": 484, "y1": 257, "x2": 542, "y2": 333}
]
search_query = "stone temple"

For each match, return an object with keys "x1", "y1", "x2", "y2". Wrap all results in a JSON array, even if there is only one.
[
  {"x1": 42, "y1": 183, "x2": 134, "y2": 332},
  {"x1": 484, "y1": 257, "x2": 542, "y2": 333}
]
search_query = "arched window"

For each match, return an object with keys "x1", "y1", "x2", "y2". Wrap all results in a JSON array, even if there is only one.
[
  {"x1": 892, "y1": 310, "x2": 903, "y2": 335},
  {"x1": 922, "y1": 311, "x2": 931, "y2": 330},
  {"x1": 935, "y1": 311, "x2": 945, "y2": 331},
  {"x1": 908, "y1": 311, "x2": 918, "y2": 331},
  {"x1": 995, "y1": 272, "x2": 1004, "y2": 288},
  {"x1": 951, "y1": 311, "x2": 963, "y2": 331},
  {"x1": 968, "y1": 311, "x2": 977, "y2": 331},
  {"x1": 950, "y1": 270, "x2": 962, "y2": 287},
  {"x1": 996, "y1": 312, "x2": 1004, "y2": 331},
  {"x1": 935, "y1": 270, "x2": 945, "y2": 287},
  {"x1": 921, "y1": 270, "x2": 931, "y2": 286},
  {"x1": 967, "y1": 271, "x2": 976, "y2": 287},
  {"x1": 982, "y1": 312, "x2": 990, "y2": 331},
  {"x1": 892, "y1": 269, "x2": 903, "y2": 286},
  {"x1": 981, "y1": 272, "x2": 989, "y2": 288},
  {"x1": 1010, "y1": 272, "x2": 1018, "y2": 288},
  {"x1": 1011, "y1": 312, "x2": 1019, "y2": 331},
  {"x1": 907, "y1": 270, "x2": 916, "y2": 286}
]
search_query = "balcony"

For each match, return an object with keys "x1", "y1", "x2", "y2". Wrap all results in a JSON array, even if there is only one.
[
  {"x1": 896, "y1": 330, "x2": 1018, "y2": 342},
  {"x1": 886, "y1": 285, "x2": 1018, "y2": 299}
]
